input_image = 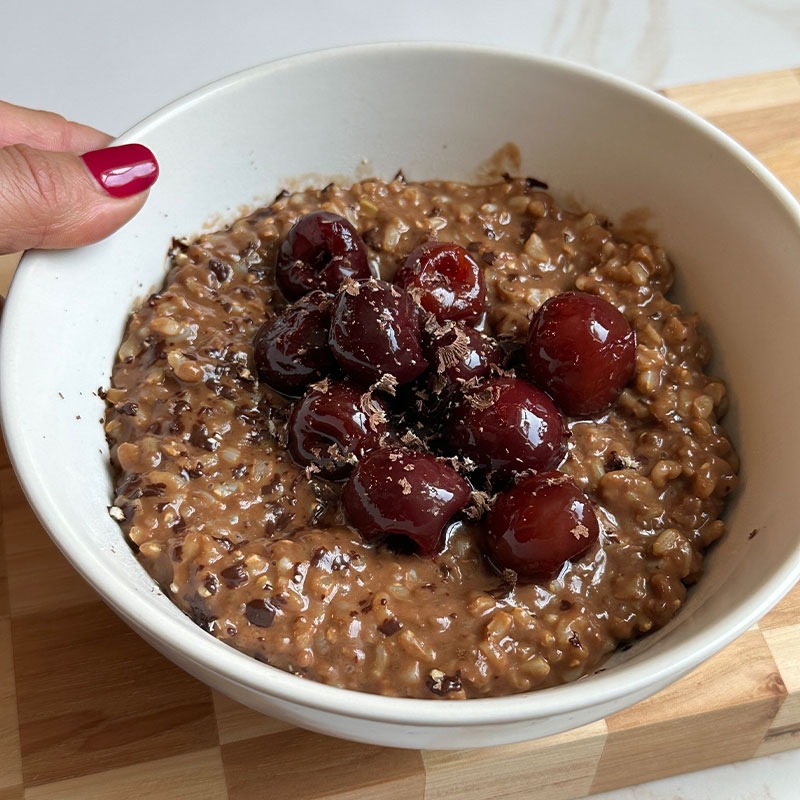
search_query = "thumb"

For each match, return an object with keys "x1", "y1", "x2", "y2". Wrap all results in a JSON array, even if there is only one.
[{"x1": 0, "y1": 142, "x2": 159, "y2": 253}]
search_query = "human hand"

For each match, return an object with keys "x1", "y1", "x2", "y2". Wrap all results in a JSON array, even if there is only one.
[{"x1": 0, "y1": 100, "x2": 158, "y2": 255}]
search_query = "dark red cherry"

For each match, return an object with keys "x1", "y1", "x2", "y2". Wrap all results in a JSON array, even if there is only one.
[
  {"x1": 486, "y1": 472, "x2": 599, "y2": 581},
  {"x1": 447, "y1": 377, "x2": 565, "y2": 477},
  {"x1": 253, "y1": 291, "x2": 334, "y2": 395},
  {"x1": 394, "y1": 242, "x2": 486, "y2": 323},
  {"x1": 526, "y1": 291, "x2": 636, "y2": 416},
  {"x1": 424, "y1": 322, "x2": 505, "y2": 392},
  {"x1": 329, "y1": 279, "x2": 428, "y2": 385},
  {"x1": 288, "y1": 379, "x2": 387, "y2": 480},
  {"x1": 343, "y1": 447, "x2": 471, "y2": 555},
  {"x1": 275, "y1": 211, "x2": 370, "y2": 300}
]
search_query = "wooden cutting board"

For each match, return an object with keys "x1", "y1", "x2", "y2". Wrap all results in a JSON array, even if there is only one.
[{"x1": 1, "y1": 68, "x2": 799, "y2": 800}]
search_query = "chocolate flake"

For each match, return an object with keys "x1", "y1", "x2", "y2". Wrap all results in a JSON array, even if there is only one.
[
  {"x1": 311, "y1": 547, "x2": 351, "y2": 572},
  {"x1": 182, "y1": 462, "x2": 204, "y2": 480},
  {"x1": 426, "y1": 669, "x2": 462, "y2": 696},
  {"x1": 208, "y1": 259, "x2": 232, "y2": 283},
  {"x1": 359, "y1": 594, "x2": 374, "y2": 613},
  {"x1": 434, "y1": 325, "x2": 471, "y2": 372},
  {"x1": 204, "y1": 573, "x2": 219, "y2": 596},
  {"x1": 172, "y1": 516, "x2": 187, "y2": 535},
  {"x1": 465, "y1": 385, "x2": 498, "y2": 411},
  {"x1": 116, "y1": 401, "x2": 139, "y2": 416},
  {"x1": 569, "y1": 632, "x2": 582, "y2": 648},
  {"x1": 213, "y1": 536, "x2": 235, "y2": 552},
  {"x1": 487, "y1": 568, "x2": 518, "y2": 600},
  {"x1": 189, "y1": 423, "x2": 219, "y2": 452},
  {"x1": 520, "y1": 217, "x2": 536, "y2": 242},
  {"x1": 186, "y1": 593, "x2": 217, "y2": 632},
  {"x1": 378, "y1": 617, "x2": 403, "y2": 637},
  {"x1": 342, "y1": 278, "x2": 360, "y2": 296},
  {"x1": 221, "y1": 563, "x2": 248, "y2": 589},
  {"x1": 464, "y1": 490, "x2": 493, "y2": 520},
  {"x1": 524, "y1": 176, "x2": 548, "y2": 192},
  {"x1": 360, "y1": 389, "x2": 387, "y2": 431},
  {"x1": 371, "y1": 373, "x2": 398, "y2": 396},
  {"x1": 399, "y1": 430, "x2": 425, "y2": 451},
  {"x1": 748, "y1": 528, "x2": 760, "y2": 540},
  {"x1": 605, "y1": 451, "x2": 639, "y2": 471},
  {"x1": 481, "y1": 251, "x2": 496, "y2": 266},
  {"x1": 245, "y1": 598, "x2": 277, "y2": 628}
]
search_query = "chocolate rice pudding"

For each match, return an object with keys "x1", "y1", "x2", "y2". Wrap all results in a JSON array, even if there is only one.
[{"x1": 104, "y1": 176, "x2": 738, "y2": 698}]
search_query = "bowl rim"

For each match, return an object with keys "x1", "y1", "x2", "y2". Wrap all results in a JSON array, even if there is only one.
[{"x1": 3, "y1": 41, "x2": 800, "y2": 727}]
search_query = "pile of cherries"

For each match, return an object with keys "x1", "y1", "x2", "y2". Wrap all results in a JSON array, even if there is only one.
[{"x1": 252, "y1": 210, "x2": 636, "y2": 582}]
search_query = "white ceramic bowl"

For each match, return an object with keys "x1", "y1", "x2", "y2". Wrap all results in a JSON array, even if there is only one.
[{"x1": 2, "y1": 43, "x2": 800, "y2": 750}]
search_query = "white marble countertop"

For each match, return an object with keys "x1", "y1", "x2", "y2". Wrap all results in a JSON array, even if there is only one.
[{"x1": 2, "y1": 1, "x2": 799, "y2": 797}]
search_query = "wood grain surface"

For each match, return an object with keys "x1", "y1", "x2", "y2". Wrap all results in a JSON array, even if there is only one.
[{"x1": 1, "y1": 68, "x2": 799, "y2": 799}]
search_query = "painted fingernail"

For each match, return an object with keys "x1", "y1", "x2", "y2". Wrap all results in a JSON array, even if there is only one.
[{"x1": 81, "y1": 143, "x2": 159, "y2": 198}]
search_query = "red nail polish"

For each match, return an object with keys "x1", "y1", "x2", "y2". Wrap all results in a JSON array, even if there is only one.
[{"x1": 81, "y1": 143, "x2": 159, "y2": 198}]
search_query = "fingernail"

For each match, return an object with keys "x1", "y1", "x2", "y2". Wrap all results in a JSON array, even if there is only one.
[{"x1": 81, "y1": 143, "x2": 159, "y2": 198}]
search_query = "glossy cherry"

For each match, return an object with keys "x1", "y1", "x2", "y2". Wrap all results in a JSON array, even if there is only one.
[
  {"x1": 394, "y1": 242, "x2": 486, "y2": 323},
  {"x1": 275, "y1": 211, "x2": 370, "y2": 300},
  {"x1": 424, "y1": 322, "x2": 505, "y2": 393},
  {"x1": 487, "y1": 471, "x2": 599, "y2": 581},
  {"x1": 329, "y1": 279, "x2": 428, "y2": 385},
  {"x1": 343, "y1": 447, "x2": 471, "y2": 555},
  {"x1": 526, "y1": 291, "x2": 636, "y2": 416},
  {"x1": 288, "y1": 379, "x2": 387, "y2": 480},
  {"x1": 447, "y1": 376, "x2": 566, "y2": 477},
  {"x1": 253, "y1": 291, "x2": 334, "y2": 395}
]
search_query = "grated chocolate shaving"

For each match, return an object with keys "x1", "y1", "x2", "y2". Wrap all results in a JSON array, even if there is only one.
[
  {"x1": 342, "y1": 277, "x2": 361, "y2": 296},
  {"x1": 370, "y1": 373, "x2": 398, "y2": 397},
  {"x1": 400, "y1": 430, "x2": 425, "y2": 451},
  {"x1": 464, "y1": 490, "x2": 493, "y2": 520},
  {"x1": 359, "y1": 390, "x2": 388, "y2": 431},
  {"x1": 434, "y1": 325, "x2": 471, "y2": 373},
  {"x1": 571, "y1": 523, "x2": 590, "y2": 540},
  {"x1": 465, "y1": 384, "x2": 501, "y2": 411}
]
